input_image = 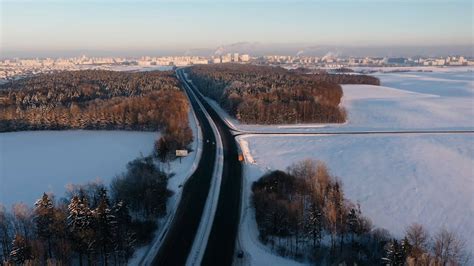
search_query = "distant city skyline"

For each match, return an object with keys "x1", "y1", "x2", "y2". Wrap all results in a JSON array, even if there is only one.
[{"x1": 1, "y1": 0, "x2": 473, "y2": 58}]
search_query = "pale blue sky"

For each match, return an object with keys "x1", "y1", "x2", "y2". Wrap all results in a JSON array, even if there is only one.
[{"x1": 1, "y1": 0, "x2": 472, "y2": 57}]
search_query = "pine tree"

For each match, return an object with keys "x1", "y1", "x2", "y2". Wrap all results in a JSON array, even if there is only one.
[
  {"x1": 347, "y1": 207, "x2": 359, "y2": 244},
  {"x1": 305, "y1": 201, "x2": 322, "y2": 248},
  {"x1": 93, "y1": 188, "x2": 117, "y2": 265},
  {"x1": 33, "y1": 193, "x2": 55, "y2": 261},
  {"x1": 0, "y1": 206, "x2": 13, "y2": 262},
  {"x1": 382, "y1": 239, "x2": 406, "y2": 266},
  {"x1": 112, "y1": 201, "x2": 135, "y2": 264},
  {"x1": 155, "y1": 136, "x2": 170, "y2": 163},
  {"x1": 401, "y1": 237, "x2": 412, "y2": 260},
  {"x1": 9, "y1": 234, "x2": 32, "y2": 264},
  {"x1": 67, "y1": 195, "x2": 94, "y2": 266}
]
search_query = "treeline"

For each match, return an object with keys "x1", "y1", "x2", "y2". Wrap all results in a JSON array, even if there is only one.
[
  {"x1": 252, "y1": 160, "x2": 469, "y2": 265},
  {"x1": 0, "y1": 157, "x2": 171, "y2": 265},
  {"x1": 311, "y1": 73, "x2": 380, "y2": 85},
  {"x1": 289, "y1": 67, "x2": 381, "y2": 85},
  {"x1": 187, "y1": 64, "x2": 347, "y2": 124},
  {"x1": 0, "y1": 70, "x2": 192, "y2": 149}
]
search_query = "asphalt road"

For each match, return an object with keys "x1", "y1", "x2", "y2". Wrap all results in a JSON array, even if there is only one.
[
  {"x1": 153, "y1": 69, "x2": 242, "y2": 266},
  {"x1": 152, "y1": 70, "x2": 217, "y2": 265},
  {"x1": 188, "y1": 77, "x2": 243, "y2": 266},
  {"x1": 181, "y1": 69, "x2": 243, "y2": 266}
]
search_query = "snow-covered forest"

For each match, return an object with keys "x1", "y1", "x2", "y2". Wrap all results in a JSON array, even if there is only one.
[
  {"x1": 187, "y1": 64, "x2": 367, "y2": 124},
  {"x1": 0, "y1": 156, "x2": 174, "y2": 264},
  {"x1": 0, "y1": 70, "x2": 192, "y2": 149}
]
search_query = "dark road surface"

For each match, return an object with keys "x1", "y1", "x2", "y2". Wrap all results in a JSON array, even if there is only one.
[
  {"x1": 152, "y1": 70, "x2": 217, "y2": 265},
  {"x1": 153, "y1": 69, "x2": 242, "y2": 266},
  {"x1": 181, "y1": 69, "x2": 243, "y2": 266},
  {"x1": 189, "y1": 76, "x2": 243, "y2": 266}
]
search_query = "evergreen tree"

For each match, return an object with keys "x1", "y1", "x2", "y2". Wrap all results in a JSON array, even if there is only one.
[
  {"x1": 347, "y1": 208, "x2": 359, "y2": 243},
  {"x1": 401, "y1": 237, "x2": 412, "y2": 260},
  {"x1": 155, "y1": 136, "x2": 170, "y2": 163},
  {"x1": 382, "y1": 239, "x2": 406, "y2": 266},
  {"x1": 305, "y1": 202, "x2": 322, "y2": 248},
  {"x1": 112, "y1": 201, "x2": 135, "y2": 263},
  {"x1": 9, "y1": 234, "x2": 32, "y2": 264},
  {"x1": 93, "y1": 188, "x2": 117, "y2": 265},
  {"x1": 0, "y1": 206, "x2": 13, "y2": 262},
  {"x1": 67, "y1": 195, "x2": 94, "y2": 266},
  {"x1": 33, "y1": 193, "x2": 55, "y2": 260}
]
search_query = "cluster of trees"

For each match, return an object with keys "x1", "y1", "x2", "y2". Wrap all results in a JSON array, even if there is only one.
[
  {"x1": 289, "y1": 67, "x2": 381, "y2": 85},
  {"x1": 383, "y1": 224, "x2": 469, "y2": 266},
  {"x1": 252, "y1": 160, "x2": 468, "y2": 265},
  {"x1": 311, "y1": 72, "x2": 380, "y2": 86},
  {"x1": 0, "y1": 157, "x2": 171, "y2": 265},
  {"x1": 332, "y1": 67, "x2": 355, "y2": 73},
  {"x1": 0, "y1": 70, "x2": 192, "y2": 150},
  {"x1": 187, "y1": 64, "x2": 347, "y2": 124}
]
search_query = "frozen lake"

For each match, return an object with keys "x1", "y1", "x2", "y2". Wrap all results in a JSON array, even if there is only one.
[{"x1": 0, "y1": 130, "x2": 157, "y2": 208}]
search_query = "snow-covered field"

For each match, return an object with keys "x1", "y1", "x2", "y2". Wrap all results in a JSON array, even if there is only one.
[
  {"x1": 345, "y1": 69, "x2": 474, "y2": 130},
  {"x1": 0, "y1": 130, "x2": 157, "y2": 208},
  {"x1": 353, "y1": 65, "x2": 474, "y2": 74},
  {"x1": 238, "y1": 133, "x2": 474, "y2": 252},
  {"x1": 340, "y1": 83, "x2": 473, "y2": 131},
  {"x1": 231, "y1": 68, "x2": 474, "y2": 264},
  {"x1": 204, "y1": 67, "x2": 474, "y2": 133}
]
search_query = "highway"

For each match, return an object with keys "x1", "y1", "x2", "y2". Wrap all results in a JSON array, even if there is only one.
[
  {"x1": 152, "y1": 69, "x2": 242, "y2": 266},
  {"x1": 185, "y1": 74, "x2": 243, "y2": 266},
  {"x1": 151, "y1": 70, "x2": 218, "y2": 265}
]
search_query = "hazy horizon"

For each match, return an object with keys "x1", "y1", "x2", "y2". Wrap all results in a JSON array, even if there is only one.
[
  {"x1": 1, "y1": 0, "x2": 473, "y2": 58},
  {"x1": 1, "y1": 42, "x2": 474, "y2": 59}
]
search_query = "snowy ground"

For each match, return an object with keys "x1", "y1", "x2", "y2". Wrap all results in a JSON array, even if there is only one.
[
  {"x1": 340, "y1": 83, "x2": 473, "y2": 131},
  {"x1": 346, "y1": 68, "x2": 473, "y2": 131},
  {"x1": 229, "y1": 68, "x2": 474, "y2": 264},
  {"x1": 236, "y1": 139, "x2": 307, "y2": 266},
  {"x1": 352, "y1": 65, "x2": 474, "y2": 74},
  {"x1": 0, "y1": 130, "x2": 157, "y2": 208},
  {"x1": 204, "y1": 67, "x2": 474, "y2": 133},
  {"x1": 127, "y1": 104, "x2": 201, "y2": 265},
  {"x1": 238, "y1": 134, "x2": 474, "y2": 253}
]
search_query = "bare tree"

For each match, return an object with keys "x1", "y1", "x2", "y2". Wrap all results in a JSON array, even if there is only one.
[
  {"x1": 432, "y1": 228, "x2": 468, "y2": 266},
  {"x1": 11, "y1": 203, "x2": 33, "y2": 241},
  {"x1": 405, "y1": 223, "x2": 429, "y2": 262}
]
